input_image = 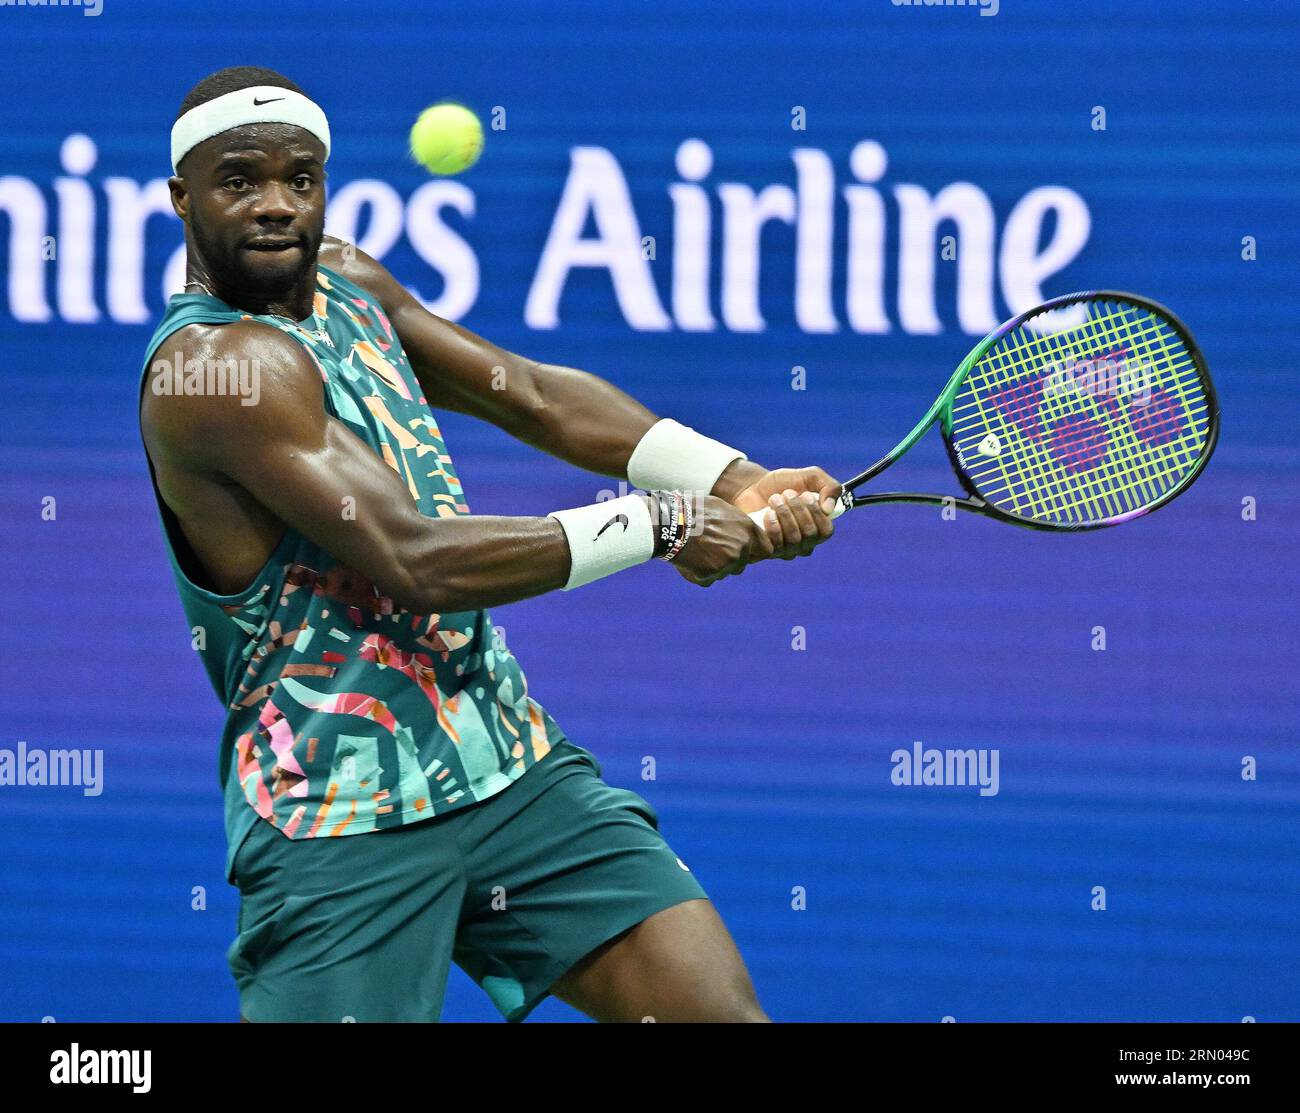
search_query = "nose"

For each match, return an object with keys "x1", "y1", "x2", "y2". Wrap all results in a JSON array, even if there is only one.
[{"x1": 250, "y1": 181, "x2": 298, "y2": 223}]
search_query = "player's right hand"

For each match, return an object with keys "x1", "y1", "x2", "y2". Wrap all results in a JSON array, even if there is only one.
[{"x1": 670, "y1": 494, "x2": 775, "y2": 586}]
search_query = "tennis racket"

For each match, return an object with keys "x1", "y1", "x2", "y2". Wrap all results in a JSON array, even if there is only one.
[{"x1": 750, "y1": 291, "x2": 1218, "y2": 531}]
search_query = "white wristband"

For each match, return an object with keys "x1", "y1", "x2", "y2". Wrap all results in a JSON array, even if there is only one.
[
  {"x1": 548, "y1": 494, "x2": 655, "y2": 590},
  {"x1": 626, "y1": 418, "x2": 746, "y2": 496}
]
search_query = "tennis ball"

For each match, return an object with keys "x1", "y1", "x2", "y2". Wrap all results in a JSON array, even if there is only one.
[{"x1": 409, "y1": 103, "x2": 484, "y2": 175}]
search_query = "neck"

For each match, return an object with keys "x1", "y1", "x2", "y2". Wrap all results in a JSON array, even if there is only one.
[{"x1": 185, "y1": 262, "x2": 318, "y2": 321}]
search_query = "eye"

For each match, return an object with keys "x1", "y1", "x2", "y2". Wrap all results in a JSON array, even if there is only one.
[
  {"x1": 291, "y1": 174, "x2": 314, "y2": 190},
  {"x1": 223, "y1": 177, "x2": 250, "y2": 191}
]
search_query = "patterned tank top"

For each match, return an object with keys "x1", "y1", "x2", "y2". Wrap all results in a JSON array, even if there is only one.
[{"x1": 139, "y1": 266, "x2": 563, "y2": 880}]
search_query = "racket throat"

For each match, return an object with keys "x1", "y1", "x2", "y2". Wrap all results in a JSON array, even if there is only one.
[{"x1": 849, "y1": 491, "x2": 987, "y2": 515}]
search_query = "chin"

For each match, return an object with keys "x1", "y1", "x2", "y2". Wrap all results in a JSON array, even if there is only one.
[{"x1": 237, "y1": 250, "x2": 312, "y2": 293}]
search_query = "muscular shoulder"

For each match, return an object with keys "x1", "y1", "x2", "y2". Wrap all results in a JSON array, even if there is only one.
[
  {"x1": 158, "y1": 317, "x2": 315, "y2": 364},
  {"x1": 318, "y1": 236, "x2": 416, "y2": 316},
  {"x1": 141, "y1": 318, "x2": 324, "y2": 470}
]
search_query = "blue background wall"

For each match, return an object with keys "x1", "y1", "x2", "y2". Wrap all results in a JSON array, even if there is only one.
[{"x1": 0, "y1": 0, "x2": 1296, "y2": 1021}]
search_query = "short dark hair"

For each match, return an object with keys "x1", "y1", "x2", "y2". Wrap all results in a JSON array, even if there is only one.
[{"x1": 176, "y1": 66, "x2": 308, "y2": 121}]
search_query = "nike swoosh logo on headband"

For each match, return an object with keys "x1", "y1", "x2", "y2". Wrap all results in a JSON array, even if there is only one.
[{"x1": 252, "y1": 96, "x2": 285, "y2": 106}]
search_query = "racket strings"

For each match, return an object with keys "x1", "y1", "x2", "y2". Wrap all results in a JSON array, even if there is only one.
[
  {"x1": 949, "y1": 300, "x2": 1211, "y2": 525},
  {"x1": 967, "y1": 317, "x2": 1196, "y2": 516},
  {"x1": 1037, "y1": 308, "x2": 1205, "y2": 515},
  {"x1": 969, "y1": 313, "x2": 1207, "y2": 522},
  {"x1": 966, "y1": 350, "x2": 1201, "y2": 522}
]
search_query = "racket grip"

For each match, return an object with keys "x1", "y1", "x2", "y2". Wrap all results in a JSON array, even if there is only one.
[{"x1": 747, "y1": 492, "x2": 850, "y2": 528}]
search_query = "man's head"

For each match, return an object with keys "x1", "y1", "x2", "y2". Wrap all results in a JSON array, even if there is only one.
[{"x1": 169, "y1": 66, "x2": 329, "y2": 302}]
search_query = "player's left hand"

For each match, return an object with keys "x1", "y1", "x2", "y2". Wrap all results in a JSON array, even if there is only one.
[{"x1": 726, "y1": 466, "x2": 842, "y2": 560}]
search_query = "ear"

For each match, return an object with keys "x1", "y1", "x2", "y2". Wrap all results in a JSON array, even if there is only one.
[{"x1": 168, "y1": 176, "x2": 189, "y2": 220}]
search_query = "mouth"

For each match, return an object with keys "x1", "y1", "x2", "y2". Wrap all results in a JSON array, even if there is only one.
[{"x1": 244, "y1": 238, "x2": 302, "y2": 253}]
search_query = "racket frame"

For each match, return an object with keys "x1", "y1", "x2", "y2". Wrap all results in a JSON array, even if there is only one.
[{"x1": 836, "y1": 290, "x2": 1219, "y2": 531}]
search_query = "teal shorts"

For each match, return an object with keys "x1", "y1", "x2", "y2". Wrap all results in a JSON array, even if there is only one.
[{"x1": 225, "y1": 739, "x2": 708, "y2": 1022}]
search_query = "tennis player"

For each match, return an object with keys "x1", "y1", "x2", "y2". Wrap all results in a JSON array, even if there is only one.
[{"x1": 139, "y1": 66, "x2": 841, "y2": 1023}]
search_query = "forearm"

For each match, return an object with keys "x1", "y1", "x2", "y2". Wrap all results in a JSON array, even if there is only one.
[
  {"x1": 395, "y1": 514, "x2": 573, "y2": 613},
  {"x1": 398, "y1": 491, "x2": 677, "y2": 611},
  {"x1": 507, "y1": 360, "x2": 658, "y2": 477},
  {"x1": 516, "y1": 361, "x2": 769, "y2": 497}
]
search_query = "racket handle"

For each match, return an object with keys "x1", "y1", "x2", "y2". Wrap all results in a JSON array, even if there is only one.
[{"x1": 747, "y1": 492, "x2": 850, "y2": 528}]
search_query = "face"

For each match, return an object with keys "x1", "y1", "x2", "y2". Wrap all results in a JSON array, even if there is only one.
[{"x1": 173, "y1": 123, "x2": 327, "y2": 298}]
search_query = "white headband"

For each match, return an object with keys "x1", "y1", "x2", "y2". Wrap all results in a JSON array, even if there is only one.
[{"x1": 170, "y1": 85, "x2": 331, "y2": 173}]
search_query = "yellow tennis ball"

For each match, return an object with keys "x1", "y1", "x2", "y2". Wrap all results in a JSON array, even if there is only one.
[{"x1": 409, "y1": 103, "x2": 484, "y2": 175}]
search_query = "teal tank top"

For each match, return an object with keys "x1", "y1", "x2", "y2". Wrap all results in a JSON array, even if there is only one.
[{"x1": 139, "y1": 266, "x2": 564, "y2": 880}]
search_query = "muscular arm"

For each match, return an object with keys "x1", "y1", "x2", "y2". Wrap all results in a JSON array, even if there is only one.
[
  {"x1": 317, "y1": 238, "x2": 771, "y2": 501},
  {"x1": 142, "y1": 320, "x2": 575, "y2": 614}
]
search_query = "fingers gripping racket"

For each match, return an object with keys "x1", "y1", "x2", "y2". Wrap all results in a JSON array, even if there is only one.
[{"x1": 750, "y1": 291, "x2": 1218, "y2": 532}]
